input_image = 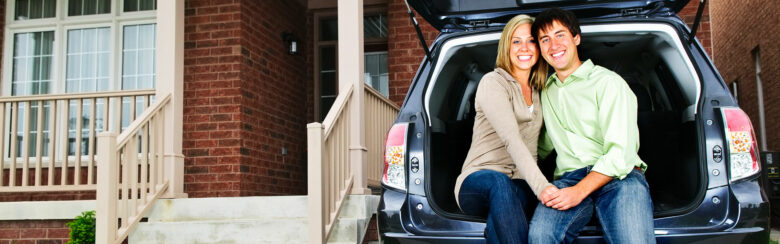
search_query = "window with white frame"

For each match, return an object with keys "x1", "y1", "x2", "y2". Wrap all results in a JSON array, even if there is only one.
[{"x1": 4, "y1": 0, "x2": 156, "y2": 158}]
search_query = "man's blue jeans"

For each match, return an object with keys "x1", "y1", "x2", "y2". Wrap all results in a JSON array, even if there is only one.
[
  {"x1": 458, "y1": 170, "x2": 536, "y2": 244},
  {"x1": 529, "y1": 166, "x2": 655, "y2": 244}
]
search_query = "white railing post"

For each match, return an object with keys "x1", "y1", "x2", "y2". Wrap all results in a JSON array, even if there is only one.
[
  {"x1": 307, "y1": 123, "x2": 325, "y2": 244},
  {"x1": 338, "y1": 0, "x2": 369, "y2": 195},
  {"x1": 157, "y1": 0, "x2": 186, "y2": 199},
  {"x1": 96, "y1": 132, "x2": 118, "y2": 244}
]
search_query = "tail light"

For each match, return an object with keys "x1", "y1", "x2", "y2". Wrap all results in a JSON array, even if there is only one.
[
  {"x1": 721, "y1": 107, "x2": 761, "y2": 182},
  {"x1": 383, "y1": 123, "x2": 408, "y2": 191}
]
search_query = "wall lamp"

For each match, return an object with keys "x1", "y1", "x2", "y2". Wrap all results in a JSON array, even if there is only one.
[{"x1": 282, "y1": 32, "x2": 299, "y2": 55}]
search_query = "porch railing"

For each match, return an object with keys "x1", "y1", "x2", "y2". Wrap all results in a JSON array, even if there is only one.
[
  {"x1": 308, "y1": 84, "x2": 399, "y2": 243},
  {"x1": 364, "y1": 86, "x2": 400, "y2": 186},
  {"x1": 96, "y1": 93, "x2": 171, "y2": 244},
  {"x1": 308, "y1": 85, "x2": 354, "y2": 243},
  {"x1": 0, "y1": 90, "x2": 156, "y2": 192}
]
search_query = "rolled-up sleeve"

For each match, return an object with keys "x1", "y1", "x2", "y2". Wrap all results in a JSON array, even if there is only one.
[{"x1": 590, "y1": 75, "x2": 642, "y2": 180}]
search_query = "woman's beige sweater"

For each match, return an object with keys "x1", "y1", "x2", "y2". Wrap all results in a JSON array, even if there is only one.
[{"x1": 454, "y1": 68, "x2": 553, "y2": 206}]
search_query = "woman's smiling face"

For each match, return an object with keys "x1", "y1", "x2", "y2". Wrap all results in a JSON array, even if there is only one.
[{"x1": 509, "y1": 23, "x2": 539, "y2": 74}]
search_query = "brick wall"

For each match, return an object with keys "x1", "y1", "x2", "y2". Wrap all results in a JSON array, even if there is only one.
[
  {"x1": 237, "y1": 0, "x2": 308, "y2": 195},
  {"x1": 678, "y1": 0, "x2": 712, "y2": 56},
  {"x1": 710, "y1": 0, "x2": 779, "y2": 151},
  {"x1": 183, "y1": 0, "x2": 308, "y2": 197},
  {"x1": 387, "y1": 0, "x2": 438, "y2": 105},
  {"x1": 183, "y1": 0, "x2": 244, "y2": 197},
  {"x1": 0, "y1": 220, "x2": 70, "y2": 244}
]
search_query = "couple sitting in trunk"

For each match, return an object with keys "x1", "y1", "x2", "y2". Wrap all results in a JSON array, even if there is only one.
[{"x1": 455, "y1": 8, "x2": 654, "y2": 244}]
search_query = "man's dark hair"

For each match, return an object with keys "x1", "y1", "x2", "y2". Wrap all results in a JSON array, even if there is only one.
[{"x1": 531, "y1": 7, "x2": 581, "y2": 41}]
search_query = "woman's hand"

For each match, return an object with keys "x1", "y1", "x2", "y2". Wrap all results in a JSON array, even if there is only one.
[
  {"x1": 539, "y1": 185, "x2": 559, "y2": 204},
  {"x1": 544, "y1": 186, "x2": 587, "y2": 211}
]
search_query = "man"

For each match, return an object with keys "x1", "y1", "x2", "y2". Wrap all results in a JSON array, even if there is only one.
[{"x1": 528, "y1": 8, "x2": 655, "y2": 244}]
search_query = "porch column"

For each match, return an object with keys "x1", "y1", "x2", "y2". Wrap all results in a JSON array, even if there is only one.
[
  {"x1": 338, "y1": 0, "x2": 370, "y2": 194},
  {"x1": 157, "y1": 0, "x2": 187, "y2": 198}
]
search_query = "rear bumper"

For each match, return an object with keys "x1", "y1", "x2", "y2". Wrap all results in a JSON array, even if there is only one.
[{"x1": 381, "y1": 227, "x2": 768, "y2": 243}]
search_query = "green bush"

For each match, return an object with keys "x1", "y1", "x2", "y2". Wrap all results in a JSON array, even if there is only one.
[{"x1": 66, "y1": 210, "x2": 96, "y2": 244}]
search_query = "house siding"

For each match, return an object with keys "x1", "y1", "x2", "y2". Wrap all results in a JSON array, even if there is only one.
[{"x1": 710, "y1": 0, "x2": 779, "y2": 151}]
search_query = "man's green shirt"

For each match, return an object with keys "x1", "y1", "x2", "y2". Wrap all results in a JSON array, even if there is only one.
[{"x1": 539, "y1": 59, "x2": 647, "y2": 180}]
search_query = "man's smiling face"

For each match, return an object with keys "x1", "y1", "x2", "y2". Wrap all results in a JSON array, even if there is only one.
[{"x1": 538, "y1": 20, "x2": 581, "y2": 78}]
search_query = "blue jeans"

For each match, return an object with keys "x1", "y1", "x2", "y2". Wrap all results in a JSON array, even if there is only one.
[
  {"x1": 458, "y1": 170, "x2": 537, "y2": 244},
  {"x1": 529, "y1": 166, "x2": 655, "y2": 244}
]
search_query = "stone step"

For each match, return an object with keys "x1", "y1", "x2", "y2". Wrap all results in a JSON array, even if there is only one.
[
  {"x1": 129, "y1": 218, "x2": 308, "y2": 244},
  {"x1": 129, "y1": 195, "x2": 378, "y2": 244},
  {"x1": 144, "y1": 196, "x2": 308, "y2": 222},
  {"x1": 327, "y1": 195, "x2": 379, "y2": 244}
]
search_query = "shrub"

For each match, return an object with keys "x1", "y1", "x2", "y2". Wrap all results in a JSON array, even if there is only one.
[{"x1": 66, "y1": 210, "x2": 96, "y2": 244}]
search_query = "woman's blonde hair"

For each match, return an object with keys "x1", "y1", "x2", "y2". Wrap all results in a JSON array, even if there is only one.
[{"x1": 495, "y1": 14, "x2": 548, "y2": 90}]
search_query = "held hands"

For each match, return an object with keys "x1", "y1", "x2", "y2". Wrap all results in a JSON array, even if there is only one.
[
  {"x1": 538, "y1": 185, "x2": 559, "y2": 204},
  {"x1": 541, "y1": 185, "x2": 587, "y2": 211}
]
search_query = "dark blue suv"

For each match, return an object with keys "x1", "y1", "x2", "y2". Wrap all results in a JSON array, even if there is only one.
[{"x1": 378, "y1": 0, "x2": 770, "y2": 243}]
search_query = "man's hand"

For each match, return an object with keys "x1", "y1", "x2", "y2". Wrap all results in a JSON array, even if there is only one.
[
  {"x1": 539, "y1": 185, "x2": 559, "y2": 204},
  {"x1": 544, "y1": 186, "x2": 587, "y2": 211},
  {"x1": 544, "y1": 171, "x2": 613, "y2": 211}
]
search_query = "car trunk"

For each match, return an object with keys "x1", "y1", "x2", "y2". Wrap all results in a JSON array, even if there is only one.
[{"x1": 425, "y1": 23, "x2": 703, "y2": 221}]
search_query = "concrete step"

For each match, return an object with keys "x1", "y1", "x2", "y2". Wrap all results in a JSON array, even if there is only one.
[
  {"x1": 143, "y1": 196, "x2": 308, "y2": 222},
  {"x1": 129, "y1": 218, "x2": 308, "y2": 244},
  {"x1": 327, "y1": 195, "x2": 379, "y2": 244},
  {"x1": 128, "y1": 195, "x2": 378, "y2": 244}
]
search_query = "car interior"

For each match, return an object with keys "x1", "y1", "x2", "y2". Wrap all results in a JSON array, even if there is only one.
[{"x1": 426, "y1": 29, "x2": 703, "y2": 220}]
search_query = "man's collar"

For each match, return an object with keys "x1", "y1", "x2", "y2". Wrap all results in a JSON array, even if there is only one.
[{"x1": 546, "y1": 59, "x2": 594, "y2": 87}]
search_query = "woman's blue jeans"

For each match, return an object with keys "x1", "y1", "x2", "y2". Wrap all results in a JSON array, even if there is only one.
[
  {"x1": 528, "y1": 166, "x2": 655, "y2": 244},
  {"x1": 458, "y1": 170, "x2": 537, "y2": 244}
]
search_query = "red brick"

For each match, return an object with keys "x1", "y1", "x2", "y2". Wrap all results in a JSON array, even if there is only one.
[
  {"x1": 20, "y1": 228, "x2": 46, "y2": 239},
  {"x1": 0, "y1": 229, "x2": 19, "y2": 238},
  {"x1": 46, "y1": 229, "x2": 70, "y2": 239},
  {"x1": 710, "y1": 0, "x2": 779, "y2": 151}
]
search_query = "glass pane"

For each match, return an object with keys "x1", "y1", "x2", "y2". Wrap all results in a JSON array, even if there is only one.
[
  {"x1": 124, "y1": 0, "x2": 137, "y2": 12},
  {"x1": 364, "y1": 52, "x2": 388, "y2": 97},
  {"x1": 15, "y1": 0, "x2": 55, "y2": 20},
  {"x1": 69, "y1": 0, "x2": 110, "y2": 16},
  {"x1": 320, "y1": 18, "x2": 338, "y2": 41},
  {"x1": 364, "y1": 14, "x2": 387, "y2": 39},
  {"x1": 122, "y1": 24, "x2": 156, "y2": 90},
  {"x1": 125, "y1": 0, "x2": 156, "y2": 12},
  {"x1": 12, "y1": 31, "x2": 53, "y2": 96},
  {"x1": 139, "y1": 0, "x2": 156, "y2": 11},
  {"x1": 321, "y1": 73, "x2": 336, "y2": 96},
  {"x1": 321, "y1": 46, "x2": 336, "y2": 71},
  {"x1": 320, "y1": 97, "x2": 335, "y2": 121},
  {"x1": 66, "y1": 27, "x2": 110, "y2": 93}
]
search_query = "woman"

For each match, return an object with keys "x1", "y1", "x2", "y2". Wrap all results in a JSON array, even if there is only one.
[{"x1": 454, "y1": 14, "x2": 558, "y2": 244}]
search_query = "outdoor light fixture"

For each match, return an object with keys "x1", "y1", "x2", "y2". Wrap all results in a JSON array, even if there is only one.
[{"x1": 282, "y1": 32, "x2": 299, "y2": 55}]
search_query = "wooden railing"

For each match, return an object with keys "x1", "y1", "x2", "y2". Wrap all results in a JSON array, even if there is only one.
[
  {"x1": 0, "y1": 90, "x2": 156, "y2": 192},
  {"x1": 96, "y1": 93, "x2": 171, "y2": 244},
  {"x1": 308, "y1": 85, "x2": 354, "y2": 243},
  {"x1": 308, "y1": 84, "x2": 399, "y2": 243},
  {"x1": 364, "y1": 86, "x2": 400, "y2": 186}
]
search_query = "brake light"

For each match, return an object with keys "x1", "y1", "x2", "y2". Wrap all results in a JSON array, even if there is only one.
[
  {"x1": 721, "y1": 107, "x2": 761, "y2": 182},
  {"x1": 383, "y1": 123, "x2": 408, "y2": 191}
]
